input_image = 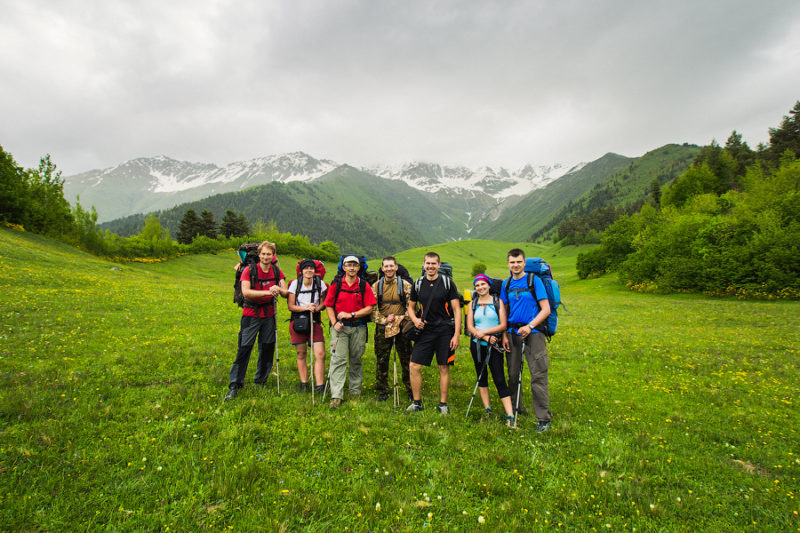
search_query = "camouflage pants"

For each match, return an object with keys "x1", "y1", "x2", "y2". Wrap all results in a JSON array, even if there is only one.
[{"x1": 374, "y1": 324, "x2": 412, "y2": 395}]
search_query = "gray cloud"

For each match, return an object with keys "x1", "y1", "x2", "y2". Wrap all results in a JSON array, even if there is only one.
[{"x1": 2, "y1": 0, "x2": 799, "y2": 175}]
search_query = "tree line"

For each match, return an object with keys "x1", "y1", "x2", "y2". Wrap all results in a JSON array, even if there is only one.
[
  {"x1": 1, "y1": 145, "x2": 339, "y2": 262},
  {"x1": 576, "y1": 100, "x2": 800, "y2": 299}
]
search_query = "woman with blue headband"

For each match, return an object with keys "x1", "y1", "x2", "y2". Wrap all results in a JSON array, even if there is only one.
[{"x1": 466, "y1": 274, "x2": 514, "y2": 426}]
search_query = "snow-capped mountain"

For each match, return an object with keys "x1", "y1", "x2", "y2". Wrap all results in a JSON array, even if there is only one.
[
  {"x1": 365, "y1": 162, "x2": 579, "y2": 198},
  {"x1": 64, "y1": 151, "x2": 578, "y2": 222},
  {"x1": 64, "y1": 152, "x2": 339, "y2": 221}
]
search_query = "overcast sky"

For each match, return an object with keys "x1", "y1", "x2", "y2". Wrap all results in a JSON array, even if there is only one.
[{"x1": 2, "y1": 1, "x2": 799, "y2": 175}]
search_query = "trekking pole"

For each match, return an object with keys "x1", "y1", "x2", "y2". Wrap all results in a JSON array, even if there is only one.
[
  {"x1": 322, "y1": 335, "x2": 337, "y2": 402},
  {"x1": 513, "y1": 333, "x2": 527, "y2": 429},
  {"x1": 392, "y1": 337, "x2": 399, "y2": 409},
  {"x1": 275, "y1": 300, "x2": 280, "y2": 396},
  {"x1": 310, "y1": 310, "x2": 315, "y2": 406},
  {"x1": 466, "y1": 341, "x2": 492, "y2": 418}
]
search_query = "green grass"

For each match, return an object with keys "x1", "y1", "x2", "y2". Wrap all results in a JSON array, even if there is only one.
[{"x1": 2, "y1": 227, "x2": 799, "y2": 531}]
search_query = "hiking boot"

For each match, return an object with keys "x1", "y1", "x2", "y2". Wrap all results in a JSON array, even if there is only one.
[
  {"x1": 296, "y1": 382, "x2": 310, "y2": 393},
  {"x1": 404, "y1": 402, "x2": 423, "y2": 413},
  {"x1": 505, "y1": 415, "x2": 516, "y2": 428},
  {"x1": 438, "y1": 403, "x2": 450, "y2": 415},
  {"x1": 377, "y1": 392, "x2": 389, "y2": 402},
  {"x1": 224, "y1": 387, "x2": 239, "y2": 401},
  {"x1": 481, "y1": 407, "x2": 493, "y2": 420},
  {"x1": 329, "y1": 398, "x2": 342, "y2": 409},
  {"x1": 537, "y1": 420, "x2": 551, "y2": 433},
  {"x1": 314, "y1": 384, "x2": 326, "y2": 395}
]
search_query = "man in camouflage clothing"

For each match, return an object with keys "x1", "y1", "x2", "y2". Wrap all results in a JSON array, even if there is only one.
[{"x1": 371, "y1": 256, "x2": 413, "y2": 402}]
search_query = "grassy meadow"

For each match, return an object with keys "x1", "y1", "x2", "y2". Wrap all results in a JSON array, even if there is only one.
[{"x1": 1, "y1": 227, "x2": 798, "y2": 531}]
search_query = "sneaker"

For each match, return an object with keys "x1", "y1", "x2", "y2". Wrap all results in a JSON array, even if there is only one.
[
  {"x1": 224, "y1": 387, "x2": 239, "y2": 401},
  {"x1": 438, "y1": 403, "x2": 450, "y2": 415},
  {"x1": 537, "y1": 420, "x2": 551, "y2": 433},
  {"x1": 329, "y1": 398, "x2": 342, "y2": 409},
  {"x1": 481, "y1": 407, "x2": 493, "y2": 420},
  {"x1": 404, "y1": 402, "x2": 423, "y2": 413},
  {"x1": 314, "y1": 384, "x2": 326, "y2": 394},
  {"x1": 297, "y1": 382, "x2": 310, "y2": 393},
  {"x1": 505, "y1": 415, "x2": 515, "y2": 428},
  {"x1": 376, "y1": 392, "x2": 389, "y2": 402}
]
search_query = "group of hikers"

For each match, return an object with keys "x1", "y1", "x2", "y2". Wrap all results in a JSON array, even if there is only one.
[{"x1": 224, "y1": 241, "x2": 554, "y2": 432}]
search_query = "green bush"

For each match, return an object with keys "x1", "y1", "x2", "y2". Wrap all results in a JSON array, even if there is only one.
[{"x1": 470, "y1": 262, "x2": 487, "y2": 276}]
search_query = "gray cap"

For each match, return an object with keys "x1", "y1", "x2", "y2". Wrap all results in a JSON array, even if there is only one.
[{"x1": 343, "y1": 255, "x2": 360, "y2": 264}]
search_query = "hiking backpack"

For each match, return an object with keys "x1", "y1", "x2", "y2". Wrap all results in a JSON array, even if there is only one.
[
  {"x1": 503, "y1": 257, "x2": 563, "y2": 339},
  {"x1": 376, "y1": 275, "x2": 408, "y2": 309},
  {"x1": 292, "y1": 259, "x2": 327, "y2": 315},
  {"x1": 415, "y1": 261, "x2": 456, "y2": 298},
  {"x1": 379, "y1": 262, "x2": 414, "y2": 286},
  {"x1": 329, "y1": 254, "x2": 373, "y2": 322},
  {"x1": 412, "y1": 261, "x2": 464, "y2": 325},
  {"x1": 233, "y1": 242, "x2": 280, "y2": 311},
  {"x1": 463, "y1": 277, "x2": 502, "y2": 336}
]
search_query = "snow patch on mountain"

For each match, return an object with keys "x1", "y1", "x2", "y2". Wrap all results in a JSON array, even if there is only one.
[{"x1": 364, "y1": 161, "x2": 579, "y2": 198}]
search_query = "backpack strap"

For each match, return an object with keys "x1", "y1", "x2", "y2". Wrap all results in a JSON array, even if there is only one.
[
  {"x1": 244, "y1": 263, "x2": 280, "y2": 315},
  {"x1": 377, "y1": 277, "x2": 405, "y2": 308},
  {"x1": 331, "y1": 277, "x2": 367, "y2": 318}
]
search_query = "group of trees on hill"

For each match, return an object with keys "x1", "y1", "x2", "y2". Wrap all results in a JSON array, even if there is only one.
[
  {"x1": 175, "y1": 209, "x2": 250, "y2": 244},
  {"x1": 0, "y1": 145, "x2": 338, "y2": 262},
  {"x1": 576, "y1": 101, "x2": 800, "y2": 298},
  {"x1": 0, "y1": 149, "x2": 73, "y2": 236},
  {"x1": 546, "y1": 145, "x2": 699, "y2": 244}
]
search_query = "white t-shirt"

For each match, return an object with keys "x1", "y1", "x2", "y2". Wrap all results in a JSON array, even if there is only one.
[{"x1": 288, "y1": 278, "x2": 328, "y2": 306}]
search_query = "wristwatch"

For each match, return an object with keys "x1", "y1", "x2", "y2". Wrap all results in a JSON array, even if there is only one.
[{"x1": 351, "y1": 312, "x2": 356, "y2": 319}]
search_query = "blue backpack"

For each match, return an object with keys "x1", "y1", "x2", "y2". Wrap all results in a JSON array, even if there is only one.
[{"x1": 504, "y1": 257, "x2": 564, "y2": 339}]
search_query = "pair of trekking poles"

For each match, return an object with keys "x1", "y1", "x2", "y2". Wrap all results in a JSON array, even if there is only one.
[{"x1": 465, "y1": 332, "x2": 528, "y2": 429}]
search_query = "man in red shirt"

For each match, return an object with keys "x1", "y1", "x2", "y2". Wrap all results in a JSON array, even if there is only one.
[
  {"x1": 225, "y1": 241, "x2": 288, "y2": 400},
  {"x1": 324, "y1": 256, "x2": 377, "y2": 409}
]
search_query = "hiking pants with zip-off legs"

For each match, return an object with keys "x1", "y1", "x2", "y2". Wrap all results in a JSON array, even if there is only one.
[
  {"x1": 328, "y1": 325, "x2": 367, "y2": 400},
  {"x1": 507, "y1": 332, "x2": 551, "y2": 422}
]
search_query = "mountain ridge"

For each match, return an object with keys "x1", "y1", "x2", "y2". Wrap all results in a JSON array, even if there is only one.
[{"x1": 64, "y1": 151, "x2": 574, "y2": 223}]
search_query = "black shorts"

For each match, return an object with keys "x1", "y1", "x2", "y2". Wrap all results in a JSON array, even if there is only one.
[{"x1": 410, "y1": 324, "x2": 455, "y2": 367}]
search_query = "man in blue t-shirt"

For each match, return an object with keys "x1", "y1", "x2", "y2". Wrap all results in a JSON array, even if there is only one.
[{"x1": 500, "y1": 248, "x2": 552, "y2": 432}]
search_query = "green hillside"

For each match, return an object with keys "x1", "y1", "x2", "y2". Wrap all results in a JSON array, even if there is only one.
[
  {"x1": 476, "y1": 144, "x2": 701, "y2": 242},
  {"x1": 475, "y1": 153, "x2": 633, "y2": 241},
  {"x1": 534, "y1": 143, "x2": 702, "y2": 240},
  {"x1": 100, "y1": 166, "x2": 470, "y2": 257}
]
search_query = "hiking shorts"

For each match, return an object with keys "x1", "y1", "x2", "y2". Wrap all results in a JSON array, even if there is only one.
[
  {"x1": 411, "y1": 324, "x2": 455, "y2": 367},
  {"x1": 289, "y1": 319, "x2": 325, "y2": 345}
]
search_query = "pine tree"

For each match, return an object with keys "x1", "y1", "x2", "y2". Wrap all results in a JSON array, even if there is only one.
[
  {"x1": 176, "y1": 209, "x2": 201, "y2": 244},
  {"x1": 220, "y1": 210, "x2": 250, "y2": 238},
  {"x1": 767, "y1": 101, "x2": 800, "y2": 164},
  {"x1": 198, "y1": 209, "x2": 218, "y2": 239},
  {"x1": 724, "y1": 130, "x2": 755, "y2": 178},
  {"x1": 650, "y1": 177, "x2": 662, "y2": 208}
]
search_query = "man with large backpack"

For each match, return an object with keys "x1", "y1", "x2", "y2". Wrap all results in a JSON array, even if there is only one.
[
  {"x1": 225, "y1": 241, "x2": 288, "y2": 401},
  {"x1": 324, "y1": 255, "x2": 377, "y2": 409},
  {"x1": 405, "y1": 252, "x2": 461, "y2": 414},
  {"x1": 501, "y1": 248, "x2": 552, "y2": 432},
  {"x1": 372, "y1": 256, "x2": 414, "y2": 402}
]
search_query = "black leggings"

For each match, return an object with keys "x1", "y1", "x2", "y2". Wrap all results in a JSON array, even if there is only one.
[{"x1": 470, "y1": 341, "x2": 510, "y2": 398}]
